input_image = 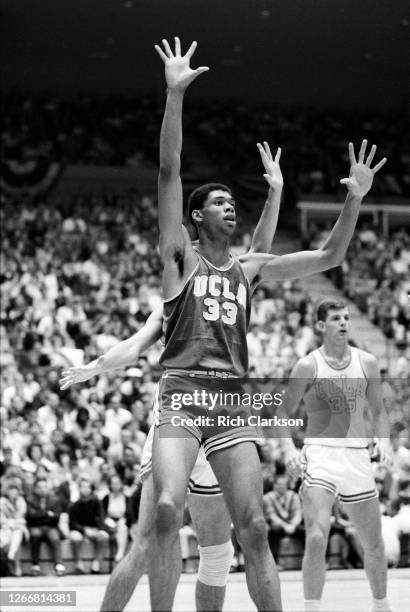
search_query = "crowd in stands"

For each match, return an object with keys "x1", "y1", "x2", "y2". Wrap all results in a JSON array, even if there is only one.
[
  {"x1": 308, "y1": 224, "x2": 410, "y2": 355},
  {"x1": 1, "y1": 188, "x2": 409, "y2": 576},
  {"x1": 1, "y1": 93, "x2": 409, "y2": 575},
  {"x1": 2, "y1": 94, "x2": 410, "y2": 196},
  {"x1": 343, "y1": 227, "x2": 410, "y2": 350}
]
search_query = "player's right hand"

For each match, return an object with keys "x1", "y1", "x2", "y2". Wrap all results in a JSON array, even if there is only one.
[
  {"x1": 154, "y1": 37, "x2": 209, "y2": 91},
  {"x1": 372, "y1": 439, "x2": 393, "y2": 468},
  {"x1": 285, "y1": 448, "x2": 302, "y2": 479},
  {"x1": 59, "y1": 364, "x2": 97, "y2": 390}
]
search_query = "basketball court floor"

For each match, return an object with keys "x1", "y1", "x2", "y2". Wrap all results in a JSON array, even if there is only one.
[{"x1": 1, "y1": 568, "x2": 408, "y2": 611}]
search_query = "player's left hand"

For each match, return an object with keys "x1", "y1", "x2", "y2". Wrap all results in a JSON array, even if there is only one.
[
  {"x1": 257, "y1": 142, "x2": 283, "y2": 191},
  {"x1": 340, "y1": 140, "x2": 387, "y2": 199},
  {"x1": 154, "y1": 37, "x2": 209, "y2": 91},
  {"x1": 372, "y1": 439, "x2": 393, "y2": 467}
]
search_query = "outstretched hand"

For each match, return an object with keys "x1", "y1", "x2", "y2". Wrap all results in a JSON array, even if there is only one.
[
  {"x1": 155, "y1": 37, "x2": 209, "y2": 91},
  {"x1": 59, "y1": 363, "x2": 99, "y2": 390},
  {"x1": 340, "y1": 140, "x2": 387, "y2": 199},
  {"x1": 257, "y1": 141, "x2": 283, "y2": 191}
]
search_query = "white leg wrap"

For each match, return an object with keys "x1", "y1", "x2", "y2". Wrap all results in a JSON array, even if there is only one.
[{"x1": 198, "y1": 540, "x2": 234, "y2": 587}]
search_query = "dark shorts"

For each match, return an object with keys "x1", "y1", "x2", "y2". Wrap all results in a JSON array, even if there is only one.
[{"x1": 157, "y1": 370, "x2": 258, "y2": 458}]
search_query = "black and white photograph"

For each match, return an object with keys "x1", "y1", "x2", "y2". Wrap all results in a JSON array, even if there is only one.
[{"x1": 0, "y1": 1, "x2": 409, "y2": 611}]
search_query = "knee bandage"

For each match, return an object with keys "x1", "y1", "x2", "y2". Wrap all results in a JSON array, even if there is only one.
[{"x1": 198, "y1": 540, "x2": 234, "y2": 587}]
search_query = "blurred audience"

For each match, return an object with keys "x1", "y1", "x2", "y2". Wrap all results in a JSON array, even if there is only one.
[
  {"x1": 0, "y1": 482, "x2": 28, "y2": 576},
  {"x1": 68, "y1": 478, "x2": 109, "y2": 574},
  {"x1": 2, "y1": 95, "x2": 409, "y2": 196},
  {"x1": 102, "y1": 474, "x2": 129, "y2": 564},
  {"x1": 263, "y1": 473, "x2": 303, "y2": 569},
  {"x1": 26, "y1": 477, "x2": 66, "y2": 576}
]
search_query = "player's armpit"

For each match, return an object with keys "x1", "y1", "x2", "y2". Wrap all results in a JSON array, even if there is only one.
[{"x1": 161, "y1": 234, "x2": 199, "y2": 301}]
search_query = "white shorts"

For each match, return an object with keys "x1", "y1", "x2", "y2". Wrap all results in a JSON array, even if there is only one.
[
  {"x1": 140, "y1": 386, "x2": 222, "y2": 496},
  {"x1": 301, "y1": 444, "x2": 378, "y2": 504}
]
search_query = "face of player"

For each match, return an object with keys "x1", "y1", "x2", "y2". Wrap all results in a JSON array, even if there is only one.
[
  {"x1": 322, "y1": 308, "x2": 351, "y2": 342},
  {"x1": 198, "y1": 189, "x2": 237, "y2": 237}
]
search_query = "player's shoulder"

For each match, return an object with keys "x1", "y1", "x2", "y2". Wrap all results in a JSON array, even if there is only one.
[
  {"x1": 237, "y1": 252, "x2": 276, "y2": 284},
  {"x1": 355, "y1": 347, "x2": 379, "y2": 375},
  {"x1": 292, "y1": 352, "x2": 317, "y2": 377}
]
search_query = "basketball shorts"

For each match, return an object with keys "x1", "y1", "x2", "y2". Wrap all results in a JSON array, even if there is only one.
[
  {"x1": 140, "y1": 384, "x2": 222, "y2": 495},
  {"x1": 140, "y1": 421, "x2": 222, "y2": 495},
  {"x1": 157, "y1": 370, "x2": 258, "y2": 458},
  {"x1": 301, "y1": 444, "x2": 378, "y2": 504}
]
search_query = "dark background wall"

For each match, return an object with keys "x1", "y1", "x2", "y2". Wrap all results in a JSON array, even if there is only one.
[{"x1": 1, "y1": 0, "x2": 409, "y2": 109}]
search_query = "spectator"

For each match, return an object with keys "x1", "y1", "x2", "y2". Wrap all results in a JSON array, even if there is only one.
[
  {"x1": 391, "y1": 427, "x2": 410, "y2": 483},
  {"x1": 0, "y1": 482, "x2": 28, "y2": 576},
  {"x1": 114, "y1": 446, "x2": 140, "y2": 487},
  {"x1": 391, "y1": 479, "x2": 410, "y2": 565},
  {"x1": 119, "y1": 425, "x2": 145, "y2": 460},
  {"x1": 78, "y1": 442, "x2": 104, "y2": 486},
  {"x1": 69, "y1": 407, "x2": 92, "y2": 445},
  {"x1": 54, "y1": 459, "x2": 82, "y2": 513},
  {"x1": 105, "y1": 393, "x2": 132, "y2": 429},
  {"x1": 0, "y1": 447, "x2": 18, "y2": 477},
  {"x1": 89, "y1": 416, "x2": 110, "y2": 457},
  {"x1": 263, "y1": 473, "x2": 303, "y2": 568},
  {"x1": 26, "y1": 477, "x2": 66, "y2": 576},
  {"x1": 20, "y1": 442, "x2": 54, "y2": 475},
  {"x1": 102, "y1": 474, "x2": 129, "y2": 563},
  {"x1": 68, "y1": 477, "x2": 109, "y2": 574}
]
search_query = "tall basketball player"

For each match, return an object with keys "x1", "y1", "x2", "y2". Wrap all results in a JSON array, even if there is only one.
[
  {"x1": 280, "y1": 300, "x2": 394, "y2": 612},
  {"x1": 150, "y1": 37, "x2": 387, "y2": 612},
  {"x1": 59, "y1": 140, "x2": 285, "y2": 612}
]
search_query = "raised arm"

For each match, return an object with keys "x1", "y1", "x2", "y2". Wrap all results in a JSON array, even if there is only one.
[
  {"x1": 242, "y1": 140, "x2": 386, "y2": 283},
  {"x1": 155, "y1": 37, "x2": 209, "y2": 262},
  {"x1": 248, "y1": 143, "x2": 283, "y2": 253},
  {"x1": 59, "y1": 306, "x2": 163, "y2": 390}
]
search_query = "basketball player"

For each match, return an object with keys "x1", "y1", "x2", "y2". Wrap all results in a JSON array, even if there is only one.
[
  {"x1": 280, "y1": 299, "x2": 394, "y2": 612},
  {"x1": 151, "y1": 37, "x2": 386, "y2": 612},
  {"x1": 59, "y1": 140, "x2": 285, "y2": 612}
]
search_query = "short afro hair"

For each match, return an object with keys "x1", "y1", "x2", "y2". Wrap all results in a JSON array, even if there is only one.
[{"x1": 187, "y1": 183, "x2": 232, "y2": 238}]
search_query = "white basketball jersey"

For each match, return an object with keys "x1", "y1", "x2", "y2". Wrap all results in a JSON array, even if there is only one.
[{"x1": 304, "y1": 346, "x2": 370, "y2": 448}]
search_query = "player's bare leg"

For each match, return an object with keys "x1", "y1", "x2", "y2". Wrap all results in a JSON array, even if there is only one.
[
  {"x1": 345, "y1": 498, "x2": 393, "y2": 612},
  {"x1": 301, "y1": 486, "x2": 335, "y2": 611},
  {"x1": 209, "y1": 442, "x2": 282, "y2": 612},
  {"x1": 100, "y1": 476, "x2": 155, "y2": 612},
  {"x1": 150, "y1": 428, "x2": 200, "y2": 611},
  {"x1": 188, "y1": 493, "x2": 233, "y2": 611}
]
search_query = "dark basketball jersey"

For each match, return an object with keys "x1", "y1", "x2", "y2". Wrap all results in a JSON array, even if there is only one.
[{"x1": 159, "y1": 251, "x2": 251, "y2": 377}]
